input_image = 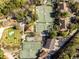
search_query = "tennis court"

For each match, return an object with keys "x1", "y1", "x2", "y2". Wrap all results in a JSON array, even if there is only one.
[
  {"x1": 36, "y1": 5, "x2": 53, "y2": 33},
  {"x1": 20, "y1": 41, "x2": 42, "y2": 58}
]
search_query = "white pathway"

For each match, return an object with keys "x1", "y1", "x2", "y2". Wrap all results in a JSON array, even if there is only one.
[
  {"x1": 1, "y1": 48, "x2": 14, "y2": 59},
  {"x1": 0, "y1": 26, "x2": 12, "y2": 39}
]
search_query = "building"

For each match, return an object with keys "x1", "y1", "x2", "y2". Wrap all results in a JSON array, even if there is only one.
[
  {"x1": 38, "y1": 39, "x2": 56, "y2": 59},
  {"x1": 58, "y1": 2, "x2": 68, "y2": 12},
  {"x1": 58, "y1": 2, "x2": 70, "y2": 31}
]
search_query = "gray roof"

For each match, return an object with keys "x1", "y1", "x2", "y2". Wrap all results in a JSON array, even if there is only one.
[{"x1": 43, "y1": 39, "x2": 55, "y2": 49}]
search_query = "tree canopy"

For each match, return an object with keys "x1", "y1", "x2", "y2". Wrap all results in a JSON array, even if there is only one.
[
  {"x1": 0, "y1": 49, "x2": 4, "y2": 59},
  {"x1": 0, "y1": 0, "x2": 38, "y2": 23},
  {"x1": 58, "y1": 33, "x2": 79, "y2": 59}
]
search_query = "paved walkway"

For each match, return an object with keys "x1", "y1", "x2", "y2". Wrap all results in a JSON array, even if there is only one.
[
  {"x1": 0, "y1": 26, "x2": 12, "y2": 39},
  {"x1": 1, "y1": 48, "x2": 14, "y2": 59}
]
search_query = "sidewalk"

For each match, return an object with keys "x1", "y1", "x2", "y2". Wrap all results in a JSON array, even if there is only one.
[
  {"x1": 0, "y1": 26, "x2": 13, "y2": 39},
  {"x1": 1, "y1": 48, "x2": 14, "y2": 59}
]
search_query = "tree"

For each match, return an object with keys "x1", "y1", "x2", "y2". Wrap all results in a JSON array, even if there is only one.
[
  {"x1": 33, "y1": 0, "x2": 41, "y2": 5},
  {"x1": 74, "y1": 2, "x2": 79, "y2": 13},
  {"x1": 0, "y1": 0, "x2": 38, "y2": 23},
  {"x1": 68, "y1": 0, "x2": 75, "y2": 4},
  {"x1": 63, "y1": 53, "x2": 70, "y2": 59},
  {"x1": 49, "y1": 30, "x2": 57, "y2": 38},
  {"x1": 70, "y1": 24, "x2": 78, "y2": 31},
  {"x1": 69, "y1": 2, "x2": 79, "y2": 13},
  {"x1": 58, "y1": 33, "x2": 79, "y2": 59},
  {"x1": 59, "y1": 12, "x2": 69, "y2": 18},
  {"x1": 0, "y1": 49, "x2": 4, "y2": 59},
  {"x1": 53, "y1": 18, "x2": 60, "y2": 25},
  {"x1": 61, "y1": 31, "x2": 69, "y2": 37},
  {"x1": 12, "y1": 25, "x2": 17, "y2": 29},
  {"x1": 69, "y1": 2, "x2": 76, "y2": 13},
  {"x1": 15, "y1": 10, "x2": 28, "y2": 22},
  {"x1": 0, "y1": 0, "x2": 29, "y2": 15}
]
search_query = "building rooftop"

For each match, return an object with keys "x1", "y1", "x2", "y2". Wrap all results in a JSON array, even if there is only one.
[{"x1": 59, "y1": 2, "x2": 68, "y2": 12}]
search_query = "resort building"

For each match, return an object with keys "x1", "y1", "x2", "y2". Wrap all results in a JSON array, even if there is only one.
[{"x1": 58, "y1": 2, "x2": 70, "y2": 31}]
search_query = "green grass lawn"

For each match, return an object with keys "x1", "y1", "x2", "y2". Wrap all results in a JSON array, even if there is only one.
[{"x1": 1, "y1": 27, "x2": 21, "y2": 47}]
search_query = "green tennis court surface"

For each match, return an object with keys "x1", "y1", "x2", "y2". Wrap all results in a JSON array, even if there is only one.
[
  {"x1": 36, "y1": 5, "x2": 53, "y2": 33},
  {"x1": 20, "y1": 41, "x2": 42, "y2": 58}
]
